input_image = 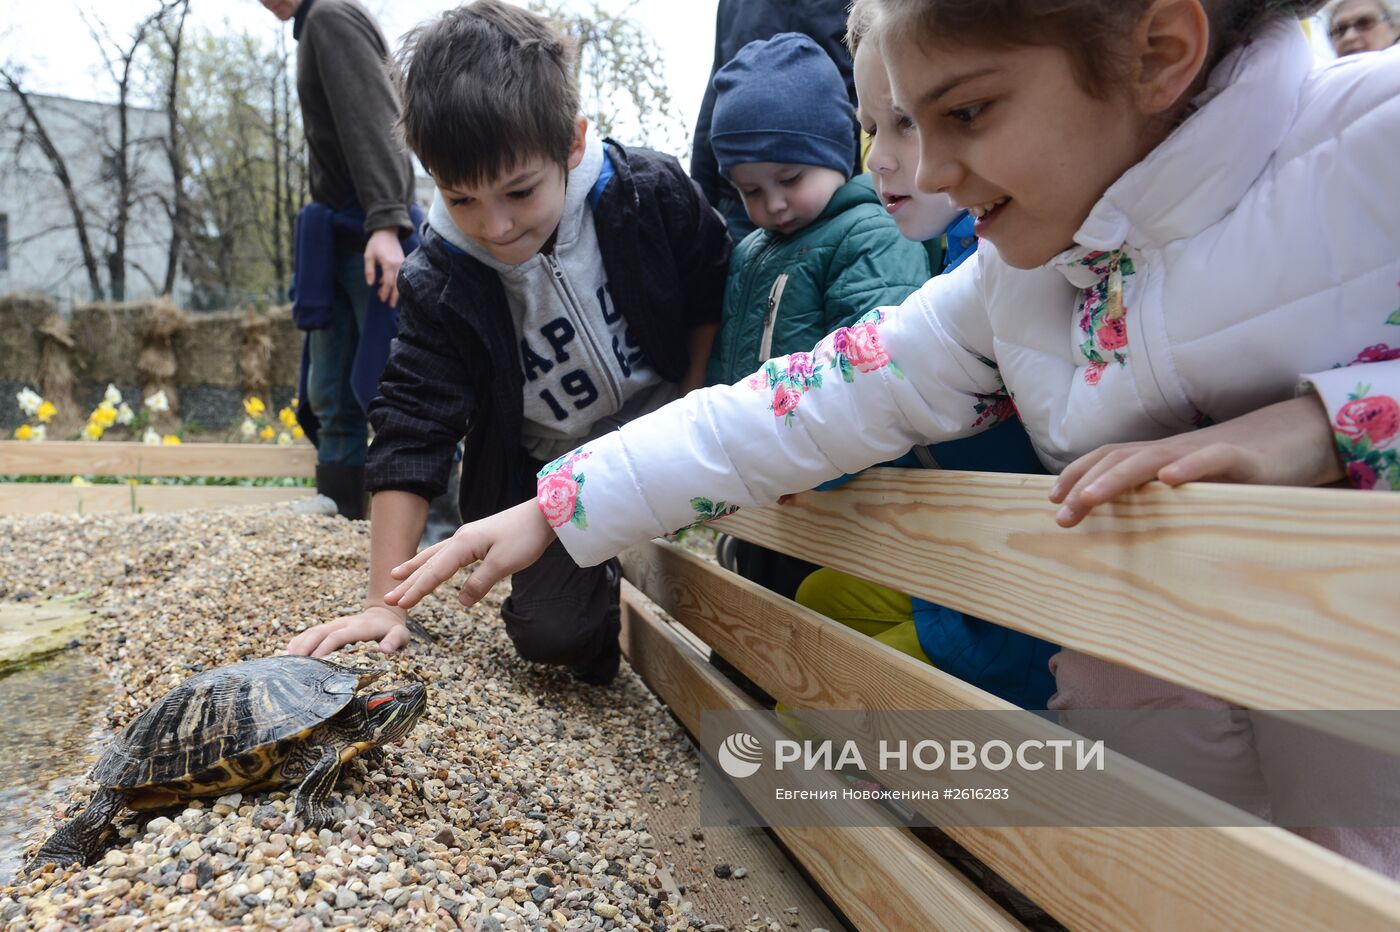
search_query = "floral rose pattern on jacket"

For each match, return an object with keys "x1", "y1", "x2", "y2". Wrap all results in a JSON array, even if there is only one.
[
  {"x1": 690, "y1": 496, "x2": 739, "y2": 523},
  {"x1": 747, "y1": 309, "x2": 903, "y2": 425},
  {"x1": 1075, "y1": 250, "x2": 1135, "y2": 384},
  {"x1": 971, "y1": 392, "x2": 1016, "y2": 430},
  {"x1": 536, "y1": 449, "x2": 593, "y2": 529},
  {"x1": 1329, "y1": 382, "x2": 1400, "y2": 490}
]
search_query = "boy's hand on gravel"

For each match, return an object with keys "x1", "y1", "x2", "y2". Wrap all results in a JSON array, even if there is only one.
[
  {"x1": 385, "y1": 500, "x2": 557, "y2": 611},
  {"x1": 1050, "y1": 395, "x2": 1343, "y2": 528},
  {"x1": 285, "y1": 605, "x2": 411, "y2": 657}
]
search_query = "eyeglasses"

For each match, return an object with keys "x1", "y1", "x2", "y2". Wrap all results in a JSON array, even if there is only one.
[{"x1": 1329, "y1": 13, "x2": 1389, "y2": 41}]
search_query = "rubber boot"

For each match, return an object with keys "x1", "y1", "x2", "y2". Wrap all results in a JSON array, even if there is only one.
[{"x1": 315, "y1": 464, "x2": 367, "y2": 520}]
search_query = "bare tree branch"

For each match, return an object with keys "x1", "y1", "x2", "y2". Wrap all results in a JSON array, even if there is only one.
[{"x1": 1, "y1": 67, "x2": 105, "y2": 299}]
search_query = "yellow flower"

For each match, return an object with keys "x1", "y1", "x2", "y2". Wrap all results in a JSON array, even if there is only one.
[
  {"x1": 290, "y1": 396, "x2": 299, "y2": 409},
  {"x1": 259, "y1": 424, "x2": 276, "y2": 441},
  {"x1": 70, "y1": 476, "x2": 91, "y2": 486},
  {"x1": 278, "y1": 407, "x2": 298, "y2": 428},
  {"x1": 244, "y1": 396, "x2": 266, "y2": 417},
  {"x1": 83, "y1": 421, "x2": 105, "y2": 440},
  {"x1": 92, "y1": 401, "x2": 118, "y2": 428},
  {"x1": 292, "y1": 426, "x2": 305, "y2": 440},
  {"x1": 13, "y1": 424, "x2": 33, "y2": 441},
  {"x1": 161, "y1": 434, "x2": 182, "y2": 445},
  {"x1": 36, "y1": 400, "x2": 56, "y2": 423}
]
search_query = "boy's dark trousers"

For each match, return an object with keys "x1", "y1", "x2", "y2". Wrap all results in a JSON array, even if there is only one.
[{"x1": 500, "y1": 539, "x2": 622, "y2": 685}]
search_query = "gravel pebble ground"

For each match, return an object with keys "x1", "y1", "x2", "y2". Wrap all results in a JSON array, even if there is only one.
[{"x1": 0, "y1": 505, "x2": 735, "y2": 931}]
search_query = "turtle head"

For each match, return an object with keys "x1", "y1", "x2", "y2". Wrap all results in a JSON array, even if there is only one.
[{"x1": 359, "y1": 682, "x2": 427, "y2": 745}]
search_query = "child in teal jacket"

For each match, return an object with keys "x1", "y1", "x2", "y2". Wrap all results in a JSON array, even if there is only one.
[
  {"x1": 702, "y1": 31, "x2": 931, "y2": 608},
  {"x1": 704, "y1": 32, "x2": 930, "y2": 388}
]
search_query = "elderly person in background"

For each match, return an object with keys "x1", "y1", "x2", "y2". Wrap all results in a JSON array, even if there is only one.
[{"x1": 1327, "y1": 0, "x2": 1399, "y2": 55}]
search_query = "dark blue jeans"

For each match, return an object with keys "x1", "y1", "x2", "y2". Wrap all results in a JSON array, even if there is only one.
[{"x1": 306, "y1": 250, "x2": 370, "y2": 467}]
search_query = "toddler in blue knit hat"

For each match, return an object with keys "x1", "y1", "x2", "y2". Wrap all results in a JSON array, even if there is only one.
[
  {"x1": 701, "y1": 32, "x2": 933, "y2": 599},
  {"x1": 711, "y1": 32, "x2": 861, "y2": 238}
]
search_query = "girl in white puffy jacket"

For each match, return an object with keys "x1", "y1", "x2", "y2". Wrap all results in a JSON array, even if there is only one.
[{"x1": 355, "y1": 0, "x2": 1400, "y2": 872}]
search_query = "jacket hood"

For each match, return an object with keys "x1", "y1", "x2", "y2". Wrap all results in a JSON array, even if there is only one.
[
  {"x1": 1054, "y1": 18, "x2": 1312, "y2": 281},
  {"x1": 819, "y1": 173, "x2": 879, "y2": 221}
]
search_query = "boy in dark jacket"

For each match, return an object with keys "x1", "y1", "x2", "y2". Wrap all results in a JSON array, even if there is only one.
[{"x1": 286, "y1": 1, "x2": 731, "y2": 684}]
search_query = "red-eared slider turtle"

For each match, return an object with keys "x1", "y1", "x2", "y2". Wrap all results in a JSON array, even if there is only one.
[{"x1": 30, "y1": 656, "x2": 427, "y2": 869}]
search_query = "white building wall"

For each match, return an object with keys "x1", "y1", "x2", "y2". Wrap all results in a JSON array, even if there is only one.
[{"x1": 0, "y1": 89, "x2": 182, "y2": 304}]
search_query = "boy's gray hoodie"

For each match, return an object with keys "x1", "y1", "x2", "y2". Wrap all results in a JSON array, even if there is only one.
[{"x1": 428, "y1": 130, "x2": 676, "y2": 462}]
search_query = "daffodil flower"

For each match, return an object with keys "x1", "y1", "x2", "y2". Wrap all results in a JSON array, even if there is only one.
[
  {"x1": 240, "y1": 418, "x2": 258, "y2": 438},
  {"x1": 14, "y1": 424, "x2": 33, "y2": 441},
  {"x1": 278, "y1": 407, "x2": 298, "y2": 428},
  {"x1": 258, "y1": 424, "x2": 276, "y2": 441},
  {"x1": 104, "y1": 383, "x2": 123, "y2": 406},
  {"x1": 31, "y1": 425, "x2": 46, "y2": 442},
  {"x1": 92, "y1": 401, "x2": 118, "y2": 428},
  {"x1": 36, "y1": 400, "x2": 56, "y2": 423},
  {"x1": 161, "y1": 434, "x2": 181, "y2": 445},
  {"x1": 142, "y1": 428, "x2": 161, "y2": 445},
  {"x1": 292, "y1": 426, "x2": 305, "y2": 440},
  {"x1": 244, "y1": 396, "x2": 266, "y2": 417},
  {"x1": 116, "y1": 403, "x2": 135, "y2": 426},
  {"x1": 277, "y1": 431, "x2": 292, "y2": 446},
  {"x1": 16, "y1": 387, "x2": 42, "y2": 417},
  {"x1": 145, "y1": 390, "x2": 170, "y2": 413},
  {"x1": 83, "y1": 421, "x2": 105, "y2": 440},
  {"x1": 71, "y1": 476, "x2": 91, "y2": 487}
]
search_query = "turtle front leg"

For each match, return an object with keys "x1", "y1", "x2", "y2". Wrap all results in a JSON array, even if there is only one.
[
  {"x1": 294, "y1": 747, "x2": 343, "y2": 830},
  {"x1": 29, "y1": 788, "x2": 125, "y2": 871}
]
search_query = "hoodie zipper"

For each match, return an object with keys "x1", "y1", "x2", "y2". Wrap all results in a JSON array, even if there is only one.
[
  {"x1": 758, "y1": 273, "x2": 789, "y2": 363},
  {"x1": 545, "y1": 252, "x2": 623, "y2": 411}
]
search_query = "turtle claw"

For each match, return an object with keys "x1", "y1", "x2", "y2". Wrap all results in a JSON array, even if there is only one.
[{"x1": 294, "y1": 800, "x2": 338, "y2": 832}]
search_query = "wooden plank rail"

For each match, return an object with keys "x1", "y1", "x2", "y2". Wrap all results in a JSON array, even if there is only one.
[
  {"x1": 619, "y1": 582, "x2": 1025, "y2": 932},
  {"x1": 0, "y1": 441, "x2": 317, "y2": 478},
  {"x1": 620, "y1": 540, "x2": 1400, "y2": 931},
  {"x1": 0, "y1": 484, "x2": 312, "y2": 515},
  {"x1": 716, "y1": 469, "x2": 1400, "y2": 732},
  {"x1": 0, "y1": 441, "x2": 317, "y2": 514}
]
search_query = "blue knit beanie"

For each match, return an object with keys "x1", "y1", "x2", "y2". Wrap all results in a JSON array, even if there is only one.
[{"x1": 710, "y1": 33, "x2": 856, "y2": 180}]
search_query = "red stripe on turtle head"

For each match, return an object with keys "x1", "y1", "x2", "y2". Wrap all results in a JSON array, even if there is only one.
[{"x1": 367, "y1": 695, "x2": 395, "y2": 711}]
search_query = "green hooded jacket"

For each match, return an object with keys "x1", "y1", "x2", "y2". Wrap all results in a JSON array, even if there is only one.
[{"x1": 706, "y1": 173, "x2": 933, "y2": 385}]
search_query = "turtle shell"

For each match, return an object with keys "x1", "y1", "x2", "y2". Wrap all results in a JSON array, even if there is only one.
[{"x1": 92, "y1": 656, "x2": 382, "y2": 790}]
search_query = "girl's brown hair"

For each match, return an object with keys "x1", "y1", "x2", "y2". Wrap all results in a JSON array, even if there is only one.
[{"x1": 872, "y1": 0, "x2": 1328, "y2": 97}]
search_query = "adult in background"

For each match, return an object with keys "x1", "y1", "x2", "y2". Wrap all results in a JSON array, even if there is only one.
[
  {"x1": 261, "y1": 0, "x2": 421, "y2": 519},
  {"x1": 1327, "y1": 0, "x2": 1399, "y2": 55},
  {"x1": 690, "y1": 0, "x2": 860, "y2": 238}
]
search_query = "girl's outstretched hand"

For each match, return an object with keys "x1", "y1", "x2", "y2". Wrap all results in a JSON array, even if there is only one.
[
  {"x1": 384, "y1": 500, "x2": 558, "y2": 610},
  {"x1": 1049, "y1": 395, "x2": 1343, "y2": 528}
]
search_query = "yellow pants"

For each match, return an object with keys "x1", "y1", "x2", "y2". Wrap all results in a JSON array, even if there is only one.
[{"x1": 794, "y1": 567, "x2": 933, "y2": 666}]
